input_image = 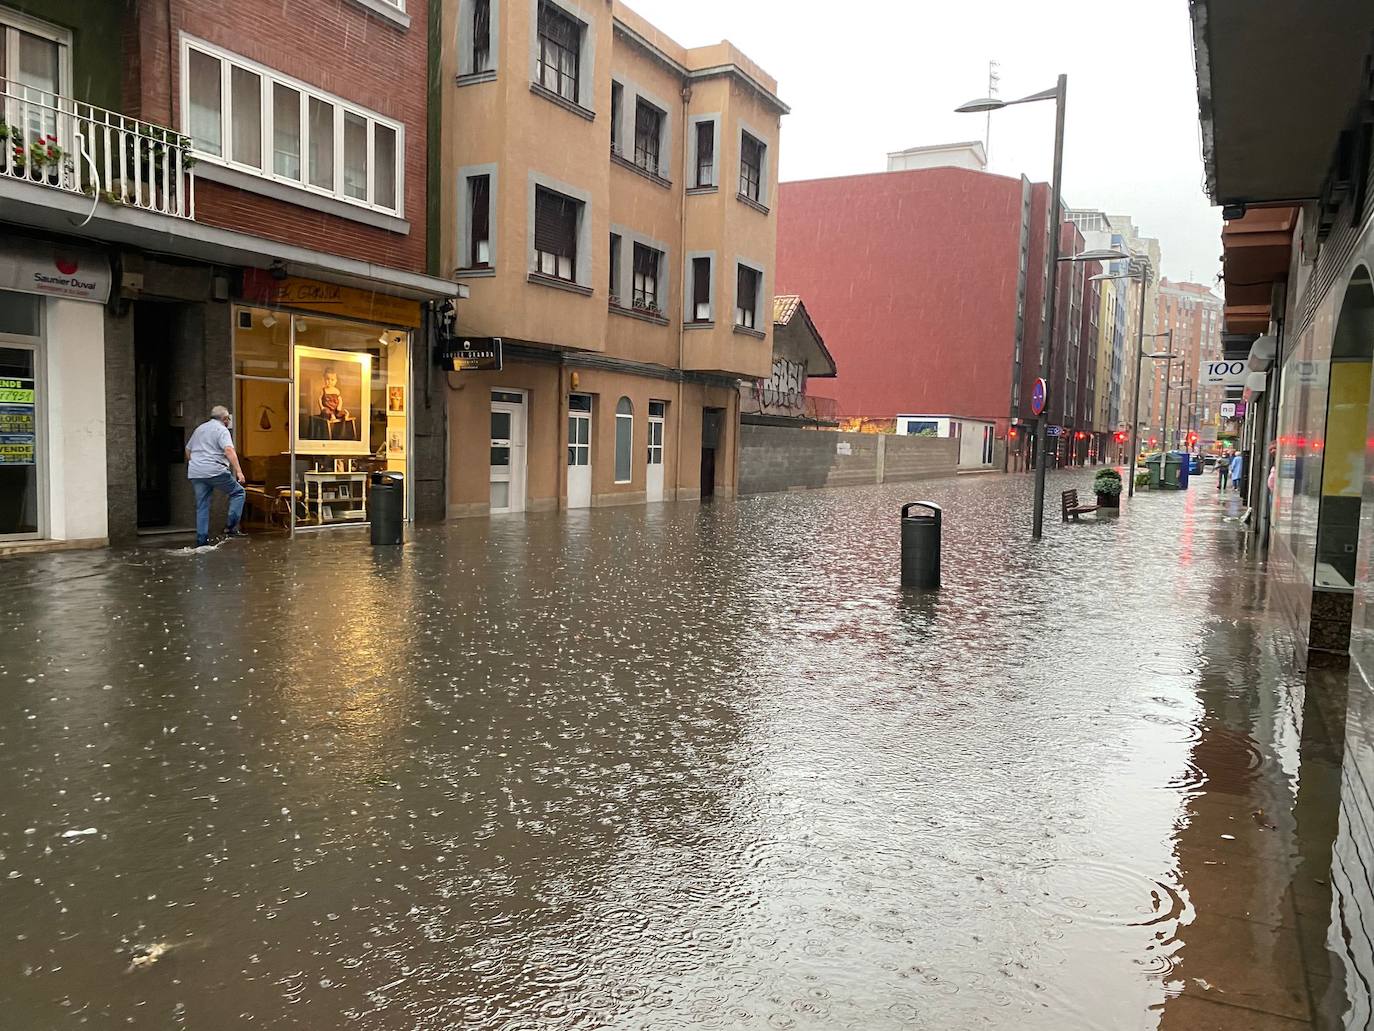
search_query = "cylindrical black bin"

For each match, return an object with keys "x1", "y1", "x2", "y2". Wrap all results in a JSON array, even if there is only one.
[
  {"x1": 370, "y1": 472, "x2": 405, "y2": 546},
  {"x1": 900, "y1": 501, "x2": 941, "y2": 589}
]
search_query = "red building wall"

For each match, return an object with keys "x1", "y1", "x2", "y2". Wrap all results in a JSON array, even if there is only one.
[
  {"x1": 124, "y1": 0, "x2": 426, "y2": 275},
  {"x1": 776, "y1": 168, "x2": 1028, "y2": 424}
]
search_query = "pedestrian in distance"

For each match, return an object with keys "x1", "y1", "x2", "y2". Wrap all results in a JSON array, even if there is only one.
[
  {"x1": 1217, "y1": 450, "x2": 1231, "y2": 491},
  {"x1": 186, "y1": 405, "x2": 247, "y2": 547}
]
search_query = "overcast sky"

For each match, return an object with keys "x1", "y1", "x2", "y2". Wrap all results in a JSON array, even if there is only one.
[{"x1": 627, "y1": 0, "x2": 1221, "y2": 286}]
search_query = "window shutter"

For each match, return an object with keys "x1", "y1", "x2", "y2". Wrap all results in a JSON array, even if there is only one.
[
  {"x1": 535, "y1": 188, "x2": 577, "y2": 257},
  {"x1": 693, "y1": 257, "x2": 710, "y2": 312}
]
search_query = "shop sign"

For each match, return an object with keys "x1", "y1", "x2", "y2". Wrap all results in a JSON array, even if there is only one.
[
  {"x1": 446, "y1": 337, "x2": 503, "y2": 372},
  {"x1": 241, "y1": 269, "x2": 422, "y2": 329},
  {"x1": 1220, "y1": 402, "x2": 1235, "y2": 418},
  {"x1": 0, "y1": 389, "x2": 36, "y2": 466},
  {"x1": 1201, "y1": 360, "x2": 1250, "y2": 386},
  {"x1": 0, "y1": 240, "x2": 110, "y2": 303},
  {"x1": 1046, "y1": 424, "x2": 1064, "y2": 437}
]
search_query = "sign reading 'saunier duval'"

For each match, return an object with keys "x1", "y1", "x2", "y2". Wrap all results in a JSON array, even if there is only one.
[{"x1": 0, "y1": 239, "x2": 111, "y2": 304}]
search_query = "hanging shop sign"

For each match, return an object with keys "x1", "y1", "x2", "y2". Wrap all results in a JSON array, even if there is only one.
[
  {"x1": 1201, "y1": 360, "x2": 1250, "y2": 387},
  {"x1": 443, "y1": 337, "x2": 503, "y2": 372},
  {"x1": 0, "y1": 240, "x2": 110, "y2": 303},
  {"x1": 241, "y1": 269, "x2": 422, "y2": 329}
]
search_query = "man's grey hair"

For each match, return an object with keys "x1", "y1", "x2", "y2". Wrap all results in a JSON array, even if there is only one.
[{"x1": 210, "y1": 405, "x2": 230, "y2": 420}]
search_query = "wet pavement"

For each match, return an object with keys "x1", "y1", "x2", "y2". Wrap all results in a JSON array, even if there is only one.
[{"x1": 0, "y1": 469, "x2": 1359, "y2": 1028}]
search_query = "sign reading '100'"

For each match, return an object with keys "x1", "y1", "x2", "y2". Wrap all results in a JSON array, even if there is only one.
[{"x1": 1202, "y1": 360, "x2": 1249, "y2": 386}]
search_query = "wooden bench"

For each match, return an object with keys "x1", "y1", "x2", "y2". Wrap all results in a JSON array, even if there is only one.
[{"x1": 1061, "y1": 489, "x2": 1098, "y2": 522}]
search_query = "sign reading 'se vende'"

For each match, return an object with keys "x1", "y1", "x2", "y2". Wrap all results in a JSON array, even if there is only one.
[{"x1": 1201, "y1": 360, "x2": 1249, "y2": 386}]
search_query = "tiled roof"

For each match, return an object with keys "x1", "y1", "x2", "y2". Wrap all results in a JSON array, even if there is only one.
[{"x1": 773, "y1": 294, "x2": 802, "y2": 326}]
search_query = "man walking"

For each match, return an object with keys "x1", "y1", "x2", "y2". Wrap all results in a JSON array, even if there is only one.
[
  {"x1": 186, "y1": 405, "x2": 246, "y2": 547},
  {"x1": 1217, "y1": 450, "x2": 1230, "y2": 491}
]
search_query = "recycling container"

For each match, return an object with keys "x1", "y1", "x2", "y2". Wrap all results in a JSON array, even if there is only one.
[
  {"x1": 900, "y1": 501, "x2": 942, "y2": 590},
  {"x1": 370, "y1": 471, "x2": 404, "y2": 546}
]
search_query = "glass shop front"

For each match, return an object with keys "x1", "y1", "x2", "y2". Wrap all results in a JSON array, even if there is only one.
[{"x1": 231, "y1": 300, "x2": 411, "y2": 535}]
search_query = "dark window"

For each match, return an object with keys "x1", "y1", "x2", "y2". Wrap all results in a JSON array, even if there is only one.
[
  {"x1": 740, "y1": 131, "x2": 764, "y2": 202},
  {"x1": 615, "y1": 397, "x2": 633, "y2": 483},
  {"x1": 473, "y1": 0, "x2": 491, "y2": 72},
  {"x1": 609, "y1": 233, "x2": 621, "y2": 300},
  {"x1": 634, "y1": 99, "x2": 662, "y2": 174},
  {"x1": 692, "y1": 256, "x2": 711, "y2": 321},
  {"x1": 534, "y1": 186, "x2": 579, "y2": 281},
  {"x1": 610, "y1": 81, "x2": 623, "y2": 154},
  {"x1": 536, "y1": 1, "x2": 580, "y2": 103},
  {"x1": 468, "y1": 174, "x2": 490, "y2": 268},
  {"x1": 736, "y1": 263, "x2": 759, "y2": 328},
  {"x1": 632, "y1": 243, "x2": 660, "y2": 309},
  {"x1": 695, "y1": 121, "x2": 714, "y2": 187}
]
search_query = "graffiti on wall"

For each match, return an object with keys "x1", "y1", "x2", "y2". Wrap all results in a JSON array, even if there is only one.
[{"x1": 751, "y1": 358, "x2": 808, "y2": 415}]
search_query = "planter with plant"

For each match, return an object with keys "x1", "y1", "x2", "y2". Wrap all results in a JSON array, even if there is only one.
[
  {"x1": 1134, "y1": 470, "x2": 1150, "y2": 490},
  {"x1": 1094, "y1": 468, "x2": 1123, "y2": 508}
]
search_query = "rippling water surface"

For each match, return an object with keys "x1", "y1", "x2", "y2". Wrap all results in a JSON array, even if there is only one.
[{"x1": 0, "y1": 471, "x2": 1327, "y2": 1028}]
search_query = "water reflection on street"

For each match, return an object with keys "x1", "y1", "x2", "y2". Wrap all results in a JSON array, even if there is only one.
[{"x1": 0, "y1": 470, "x2": 1356, "y2": 1028}]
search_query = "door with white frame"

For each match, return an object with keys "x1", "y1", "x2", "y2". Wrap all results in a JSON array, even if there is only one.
[
  {"x1": 567, "y1": 393, "x2": 591, "y2": 509},
  {"x1": 489, "y1": 390, "x2": 526, "y2": 514},
  {"x1": 646, "y1": 400, "x2": 666, "y2": 503}
]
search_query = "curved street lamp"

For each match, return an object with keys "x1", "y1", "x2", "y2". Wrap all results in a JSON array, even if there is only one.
[{"x1": 957, "y1": 75, "x2": 1067, "y2": 541}]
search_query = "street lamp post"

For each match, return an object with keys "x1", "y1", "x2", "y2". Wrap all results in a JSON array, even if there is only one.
[{"x1": 957, "y1": 77, "x2": 1124, "y2": 540}]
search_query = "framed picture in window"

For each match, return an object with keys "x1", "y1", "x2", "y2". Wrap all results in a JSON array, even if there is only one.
[
  {"x1": 388, "y1": 428, "x2": 406, "y2": 457},
  {"x1": 387, "y1": 385, "x2": 405, "y2": 415},
  {"x1": 294, "y1": 346, "x2": 372, "y2": 456}
]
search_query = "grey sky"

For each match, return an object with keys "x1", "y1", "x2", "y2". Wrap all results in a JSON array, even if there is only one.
[{"x1": 626, "y1": 0, "x2": 1221, "y2": 287}]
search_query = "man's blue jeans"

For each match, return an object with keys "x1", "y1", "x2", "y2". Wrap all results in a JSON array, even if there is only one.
[{"x1": 192, "y1": 473, "x2": 245, "y2": 546}]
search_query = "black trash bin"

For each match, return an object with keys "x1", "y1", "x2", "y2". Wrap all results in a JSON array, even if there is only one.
[
  {"x1": 370, "y1": 472, "x2": 404, "y2": 546},
  {"x1": 900, "y1": 501, "x2": 941, "y2": 589}
]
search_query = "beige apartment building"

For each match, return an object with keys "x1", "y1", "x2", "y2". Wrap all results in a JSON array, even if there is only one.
[{"x1": 436, "y1": 0, "x2": 787, "y2": 516}]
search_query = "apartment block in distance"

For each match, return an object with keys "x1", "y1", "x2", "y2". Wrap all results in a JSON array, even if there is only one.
[
  {"x1": 438, "y1": 0, "x2": 787, "y2": 515},
  {"x1": 0, "y1": 0, "x2": 456, "y2": 553}
]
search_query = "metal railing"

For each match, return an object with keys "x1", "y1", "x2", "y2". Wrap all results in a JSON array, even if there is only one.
[{"x1": 1, "y1": 81, "x2": 196, "y2": 220}]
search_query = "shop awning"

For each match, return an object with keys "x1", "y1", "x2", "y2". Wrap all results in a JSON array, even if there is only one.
[
  {"x1": 1220, "y1": 206, "x2": 1297, "y2": 334},
  {"x1": 1192, "y1": 0, "x2": 1374, "y2": 206}
]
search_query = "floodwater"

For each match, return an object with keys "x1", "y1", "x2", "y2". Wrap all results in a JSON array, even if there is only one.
[{"x1": 0, "y1": 470, "x2": 1357, "y2": 1028}]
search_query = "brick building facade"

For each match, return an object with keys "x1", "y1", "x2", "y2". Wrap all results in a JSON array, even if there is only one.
[{"x1": 0, "y1": 0, "x2": 456, "y2": 552}]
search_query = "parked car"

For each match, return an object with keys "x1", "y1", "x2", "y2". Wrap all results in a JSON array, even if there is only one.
[{"x1": 1189, "y1": 454, "x2": 1203, "y2": 475}]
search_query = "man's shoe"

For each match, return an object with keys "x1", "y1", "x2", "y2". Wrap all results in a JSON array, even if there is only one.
[{"x1": 224, "y1": 528, "x2": 249, "y2": 539}]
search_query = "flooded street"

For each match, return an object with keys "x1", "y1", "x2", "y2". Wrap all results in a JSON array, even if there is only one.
[{"x1": 0, "y1": 471, "x2": 1355, "y2": 1028}]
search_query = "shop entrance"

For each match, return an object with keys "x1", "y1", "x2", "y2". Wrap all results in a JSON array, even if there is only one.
[
  {"x1": 1313, "y1": 268, "x2": 1374, "y2": 654},
  {"x1": 490, "y1": 390, "x2": 526, "y2": 514},
  {"x1": 0, "y1": 328, "x2": 41, "y2": 539},
  {"x1": 567, "y1": 393, "x2": 591, "y2": 509},
  {"x1": 701, "y1": 406, "x2": 724, "y2": 500}
]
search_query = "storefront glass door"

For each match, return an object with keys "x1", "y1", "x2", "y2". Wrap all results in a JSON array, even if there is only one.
[
  {"x1": 0, "y1": 292, "x2": 43, "y2": 540},
  {"x1": 490, "y1": 390, "x2": 526, "y2": 514}
]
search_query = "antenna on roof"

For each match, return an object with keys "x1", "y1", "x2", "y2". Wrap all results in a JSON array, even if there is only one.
[{"x1": 985, "y1": 60, "x2": 1000, "y2": 162}]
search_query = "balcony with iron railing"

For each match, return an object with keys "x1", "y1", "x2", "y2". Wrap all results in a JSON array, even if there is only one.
[{"x1": 1, "y1": 80, "x2": 196, "y2": 221}]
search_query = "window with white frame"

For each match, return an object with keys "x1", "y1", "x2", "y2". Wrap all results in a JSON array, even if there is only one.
[
  {"x1": 739, "y1": 130, "x2": 764, "y2": 203},
  {"x1": 182, "y1": 37, "x2": 403, "y2": 214},
  {"x1": 1, "y1": 9, "x2": 71, "y2": 145},
  {"x1": 647, "y1": 400, "x2": 665, "y2": 465},
  {"x1": 536, "y1": 0, "x2": 580, "y2": 103},
  {"x1": 632, "y1": 242, "x2": 660, "y2": 310},
  {"x1": 736, "y1": 263, "x2": 760, "y2": 329},
  {"x1": 534, "y1": 186, "x2": 579, "y2": 281}
]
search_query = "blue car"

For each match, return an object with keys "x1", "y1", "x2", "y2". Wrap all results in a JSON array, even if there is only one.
[{"x1": 1188, "y1": 454, "x2": 1203, "y2": 475}]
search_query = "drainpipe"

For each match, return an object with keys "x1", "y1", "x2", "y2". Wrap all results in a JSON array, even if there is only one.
[{"x1": 676, "y1": 83, "x2": 691, "y2": 501}]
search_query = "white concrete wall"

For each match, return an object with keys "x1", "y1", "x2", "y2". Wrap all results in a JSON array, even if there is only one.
[{"x1": 44, "y1": 298, "x2": 107, "y2": 542}]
